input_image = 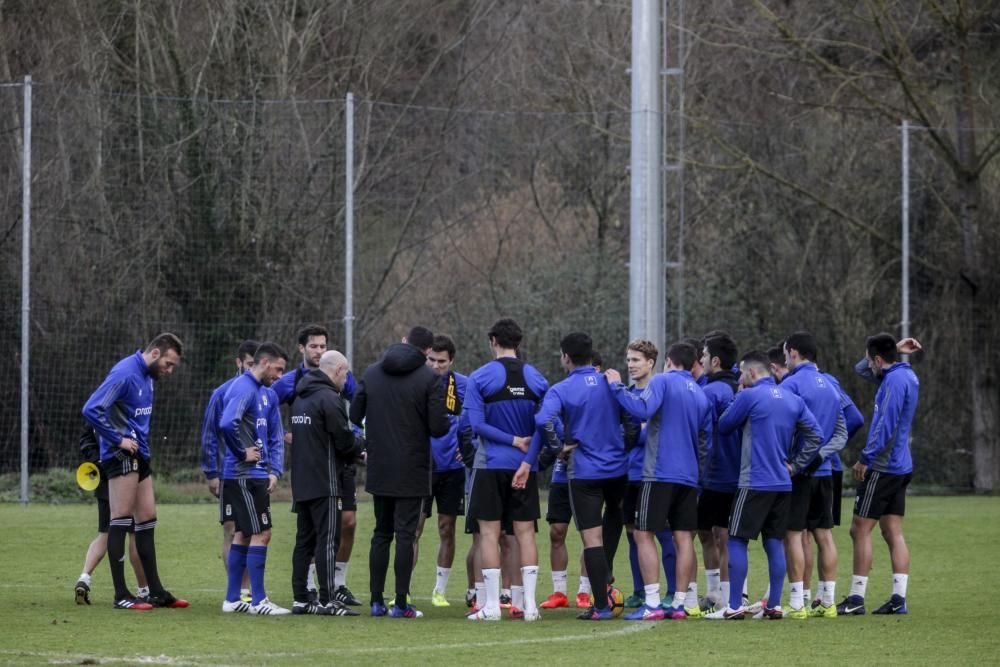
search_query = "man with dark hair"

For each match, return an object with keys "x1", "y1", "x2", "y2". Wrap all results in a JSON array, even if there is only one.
[
  {"x1": 219, "y1": 342, "x2": 288, "y2": 615},
  {"x1": 465, "y1": 318, "x2": 549, "y2": 621},
  {"x1": 200, "y1": 339, "x2": 258, "y2": 603},
  {"x1": 537, "y1": 332, "x2": 636, "y2": 621},
  {"x1": 767, "y1": 346, "x2": 788, "y2": 381},
  {"x1": 606, "y1": 342, "x2": 711, "y2": 620},
  {"x1": 706, "y1": 351, "x2": 824, "y2": 620},
  {"x1": 780, "y1": 331, "x2": 849, "y2": 618},
  {"x1": 695, "y1": 334, "x2": 741, "y2": 612},
  {"x1": 838, "y1": 334, "x2": 921, "y2": 616},
  {"x1": 289, "y1": 350, "x2": 363, "y2": 616},
  {"x1": 684, "y1": 337, "x2": 708, "y2": 387},
  {"x1": 417, "y1": 334, "x2": 470, "y2": 606},
  {"x1": 273, "y1": 324, "x2": 362, "y2": 606},
  {"x1": 82, "y1": 333, "x2": 187, "y2": 610},
  {"x1": 350, "y1": 326, "x2": 450, "y2": 619}
]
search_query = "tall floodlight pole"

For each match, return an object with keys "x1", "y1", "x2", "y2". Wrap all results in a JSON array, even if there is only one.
[
  {"x1": 345, "y1": 92, "x2": 355, "y2": 365},
  {"x1": 630, "y1": 0, "x2": 665, "y2": 366},
  {"x1": 901, "y1": 120, "x2": 910, "y2": 360},
  {"x1": 20, "y1": 75, "x2": 32, "y2": 505}
]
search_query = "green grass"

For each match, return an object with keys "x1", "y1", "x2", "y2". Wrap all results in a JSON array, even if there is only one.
[{"x1": 1, "y1": 496, "x2": 998, "y2": 666}]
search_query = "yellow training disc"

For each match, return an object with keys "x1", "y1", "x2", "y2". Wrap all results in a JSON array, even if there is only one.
[{"x1": 76, "y1": 462, "x2": 101, "y2": 491}]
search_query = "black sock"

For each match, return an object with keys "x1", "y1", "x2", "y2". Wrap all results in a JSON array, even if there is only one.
[
  {"x1": 134, "y1": 518, "x2": 164, "y2": 594},
  {"x1": 583, "y1": 546, "x2": 609, "y2": 609},
  {"x1": 107, "y1": 517, "x2": 131, "y2": 600}
]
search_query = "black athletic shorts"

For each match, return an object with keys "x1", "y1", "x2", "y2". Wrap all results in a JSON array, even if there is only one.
[
  {"x1": 546, "y1": 482, "x2": 572, "y2": 525},
  {"x1": 339, "y1": 464, "x2": 358, "y2": 512},
  {"x1": 467, "y1": 468, "x2": 540, "y2": 523},
  {"x1": 423, "y1": 468, "x2": 466, "y2": 518},
  {"x1": 224, "y1": 478, "x2": 273, "y2": 535},
  {"x1": 728, "y1": 488, "x2": 789, "y2": 541},
  {"x1": 569, "y1": 476, "x2": 627, "y2": 531},
  {"x1": 853, "y1": 470, "x2": 911, "y2": 520},
  {"x1": 832, "y1": 470, "x2": 844, "y2": 526},
  {"x1": 635, "y1": 481, "x2": 698, "y2": 532},
  {"x1": 219, "y1": 479, "x2": 242, "y2": 525},
  {"x1": 787, "y1": 475, "x2": 834, "y2": 531},
  {"x1": 622, "y1": 481, "x2": 641, "y2": 525},
  {"x1": 101, "y1": 452, "x2": 152, "y2": 482},
  {"x1": 697, "y1": 488, "x2": 735, "y2": 531}
]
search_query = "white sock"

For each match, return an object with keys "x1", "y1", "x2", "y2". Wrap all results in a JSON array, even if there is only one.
[
  {"x1": 578, "y1": 576, "x2": 592, "y2": 595},
  {"x1": 644, "y1": 583, "x2": 661, "y2": 609},
  {"x1": 307, "y1": 562, "x2": 317, "y2": 591},
  {"x1": 671, "y1": 591, "x2": 686, "y2": 609},
  {"x1": 720, "y1": 581, "x2": 731, "y2": 606},
  {"x1": 137, "y1": 586, "x2": 149, "y2": 597},
  {"x1": 240, "y1": 587, "x2": 250, "y2": 598},
  {"x1": 483, "y1": 569, "x2": 501, "y2": 613},
  {"x1": 789, "y1": 581, "x2": 804, "y2": 610},
  {"x1": 511, "y1": 584, "x2": 524, "y2": 609},
  {"x1": 850, "y1": 575, "x2": 868, "y2": 598},
  {"x1": 742, "y1": 577, "x2": 748, "y2": 596},
  {"x1": 475, "y1": 581, "x2": 486, "y2": 608},
  {"x1": 521, "y1": 566, "x2": 538, "y2": 612},
  {"x1": 892, "y1": 573, "x2": 908, "y2": 598},
  {"x1": 552, "y1": 570, "x2": 568, "y2": 595},
  {"x1": 705, "y1": 569, "x2": 721, "y2": 597},
  {"x1": 502, "y1": 587, "x2": 511, "y2": 602},
  {"x1": 803, "y1": 588, "x2": 811, "y2": 604},
  {"x1": 79, "y1": 572, "x2": 92, "y2": 585},
  {"x1": 685, "y1": 582, "x2": 698, "y2": 609},
  {"x1": 435, "y1": 567, "x2": 451, "y2": 594},
  {"x1": 334, "y1": 561, "x2": 349, "y2": 588},
  {"x1": 820, "y1": 580, "x2": 835, "y2": 606}
]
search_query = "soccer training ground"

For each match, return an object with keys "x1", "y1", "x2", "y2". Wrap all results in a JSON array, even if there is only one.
[{"x1": 2, "y1": 495, "x2": 997, "y2": 666}]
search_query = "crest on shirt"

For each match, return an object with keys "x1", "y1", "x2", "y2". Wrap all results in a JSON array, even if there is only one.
[
  {"x1": 585, "y1": 375, "x2": 597, "y2": 386},
  {"x1": 262, "y1": 394, "x2": 269, "y2": 407},
  {"x1": 770, "y1": 388, "x2": 782, "y2": 399}
]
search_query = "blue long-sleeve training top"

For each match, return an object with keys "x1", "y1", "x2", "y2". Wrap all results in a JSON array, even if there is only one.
[
  {"x1": 611, "y1": 369, "x2": 712, "y2": 487},
  {"x1": 82, "y1": 351, "x2": 156, "y2": 462},
  {"x1": 821, "y1": 371, "x2": 864, "y2": 472},
  {"x1": 781, "y1": 362, "x2": 848, "y2": 478},
  {"x1": 465, "y1": 357, "x2": 549, "y2": 471},
  {"x1": 855, "y1": 361, "x2": 918, "y2": 475},
  {"x1": 273, "y1": 363, "x2": 357, "y2": 405},
  {"x1": 701, "y1": 371, "x2": 741, "y2": 493},
  {"x1": 200, "y1": 374, "x2": 240, "y2": 480},
  {"x1": 718, "y1": 377, "x2": 824, "y2": 491},
  {"x1": 432, "y1": 371, "x2": 468, "y2": 473},
  {"x1": 219, "y1": 372, "x2": 285, "y2": 480},
  {"x1": 535, "y1": 366, "x2": 632, "y2": 480},
  {"x1": 626, "y1": 384, "x2": 649, "y2": 483}
]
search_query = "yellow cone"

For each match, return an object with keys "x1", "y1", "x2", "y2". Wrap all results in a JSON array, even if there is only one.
[{"x1": 76, "y1": 462, "x2": 101, "y2": 491}]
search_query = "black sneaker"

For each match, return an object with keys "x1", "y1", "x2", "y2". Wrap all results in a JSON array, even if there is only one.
[
  {"x1": 325, "y1": 599, "x2": 361, "y2": 616},
  {"x1": 500, "y1": 593, "x2": 512, "y2": 608},
  {"x1": 148, "y1": 590, "x2": 189, "y2": 608},
  {"x1": 306, "y1": 588, "x2": 319, "y2": 604},
  {"x1": 74, "y1": 580, "x2": 91, "y2": 605},
  {"x1": 872, "y1": 594, "x2": 908, "y2": 615},
  {"x1": 114, "y1": 596, "x2": 153, "y2": 611},
  {"x1": 836, "y1": 594, "x2": 866, "y2": 616},
  {"x1": 333, "y1": 585, "x2": 361, "y2": 606},
  {"x1": 292, "y1": 600, "x2": 330, "y2": 615}
]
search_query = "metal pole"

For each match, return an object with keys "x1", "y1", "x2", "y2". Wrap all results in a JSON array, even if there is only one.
[
  {"x1": 901, "y1": 120, "x2": 910, "y2": 359},
  {"x1": 675, "y1": 0, "x2": 686, "y2": 339},
  {"x1": 20, "y1": 75, "x2": 32, "y2": 505},
  {"x1": 630, "y1": 0, "x2": 665, "y2": 366},
  {"x1": 344, "y1": 92, "x2": 355, "y2": 365}
]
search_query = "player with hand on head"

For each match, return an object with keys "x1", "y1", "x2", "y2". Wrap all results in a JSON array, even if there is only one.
[
  {"x1": 218, "y1": 342, "x2": 289, "y2": 615},
  {"x1": 82, "y1": 333, "x2": 187, "y2": 611},
  {"x1": 837, "y1": 334, "x2": 921, "y2": 616}
]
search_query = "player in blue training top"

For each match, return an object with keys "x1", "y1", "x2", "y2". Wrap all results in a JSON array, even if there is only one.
[
  {"x1": 696, "y1": 333, "x2": 741, "y2": 612},
  {"x1": 537, "y1": 332, "x2": 637, "y2": 621},
  {"x1": 200, "y1": 339, "x2": 258, "y2": 604},
  {"x1": 607, "y1": 341, "x2": 712, "y2": 620},
  {"x1": 272, "y1": 324, "x2": 362, "y2": 606},
  {"x1": 415, "y1": 334, "x2": 470, "y2": 606},
  {"x1": 838, "y1": 334, "x2": 921, "y2": 617},
  {"x1": 218, "y1": 342, "x2": 289, "y2": 616},
  {"x1": 706, "y1": 350, "x2": 824, "y2": 620},
  {"x1": 778, "y1": 332, "x2": 849, "y2": 618},
  {"x1": 82, "y1": 332, "x2": 188, "y2": 611},
  {"x1": 465, "y1": 318, "x2": 549, "y2": 622}
]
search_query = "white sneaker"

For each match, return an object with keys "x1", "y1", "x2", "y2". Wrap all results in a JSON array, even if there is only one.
[
  {"x1": 523, "y1": 608, "x2": 541, "y2": 622},
  {"x1": 705, "y1": 605, "x2": 747, "y2": 620},
  {"x1": 466, "y1": 607, "x2": 501, "y2": 621},
  {"x1": 222, "y1": 599, "x2": 251, "y2": 613},
  {"x1": 249, "y1": 597, "x2": 291, "y2": 616}
]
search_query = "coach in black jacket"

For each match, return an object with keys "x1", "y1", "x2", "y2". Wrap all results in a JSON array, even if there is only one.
[
  {"x1": 350, "y1": 326, "x2": 449, "y2": 617},
  {"x1": 289, "y1": 350, "x2": 363, "y2": 615}
]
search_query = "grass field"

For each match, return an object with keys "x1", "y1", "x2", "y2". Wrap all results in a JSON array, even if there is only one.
[{"x1": 1, "y1": 496, "x2": 998, "y2": 666}]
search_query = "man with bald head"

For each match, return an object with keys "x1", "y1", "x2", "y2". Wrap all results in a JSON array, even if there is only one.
[{"x1": 289, "y1": 350, "x2": 365, "y2": 615}]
